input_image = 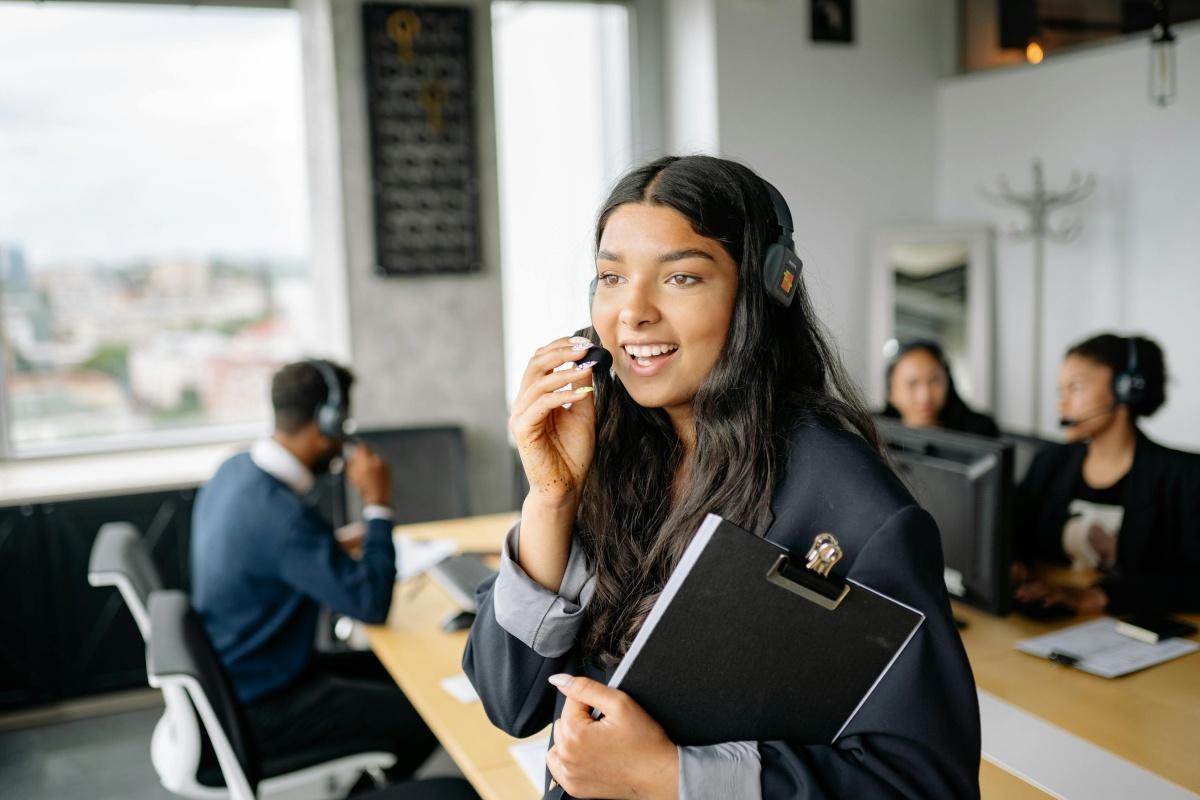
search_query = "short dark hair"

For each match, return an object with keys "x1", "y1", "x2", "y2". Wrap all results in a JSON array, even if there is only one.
[
  {"x1": 1066, "y1": 333, "x2": 1167, "y2": 418},
  {"x1": 271, "y1": 360, "x2": 354, "y2": 434}
]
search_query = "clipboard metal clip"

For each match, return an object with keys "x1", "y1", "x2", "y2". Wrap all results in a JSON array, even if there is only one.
[{"x1": 766, "y1": 533, "x2": 850, "y2": 610}]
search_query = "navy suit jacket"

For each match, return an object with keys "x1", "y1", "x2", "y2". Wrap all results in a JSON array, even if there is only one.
[{"x1": 464, "y1": 419, "x2": 981, "y2": 799}]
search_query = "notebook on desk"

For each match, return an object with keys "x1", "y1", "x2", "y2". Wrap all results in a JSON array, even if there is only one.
[
  {"x1": 603, "y1": 513, "x2": 925, "y2": 746},
  {"x1": 1016, "y1": 617, "x2": 1200, "y2": 678}
]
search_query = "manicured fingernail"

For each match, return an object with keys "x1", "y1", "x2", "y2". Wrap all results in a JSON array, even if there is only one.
[
  {"x1": 548, "y1": 780, "x2": 558, "y2": 791},
  {"x1": 573, "y1": 386, "x2": 594, "y2": 395},
  {"x1": 570, "y1": 342, "x2": 590, "y2": 351},
  {"x1": 575, "y1": 360, "x2": 597, "y2": 371},
  {"x1": 548, "y1": 673, "x2": 573, "y2": 687},
  {"x1": 569, "y1": 336, "x2": 592, "y2": 345}
]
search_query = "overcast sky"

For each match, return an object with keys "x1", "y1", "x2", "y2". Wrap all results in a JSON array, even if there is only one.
[{"x1": 0, "y1": 2, "x2": 309, "y2": 267}]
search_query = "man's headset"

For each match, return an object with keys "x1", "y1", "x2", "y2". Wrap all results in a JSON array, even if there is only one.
[
  {"x1": 308, "y1": 359, "x2": 352, "y2": 439},
  {"x1": 587, "y1": 178, "x2": 804, "y2": 309},
  {"x1": 1059, "y1": 337, "x2": 1145, "y2": 427}
]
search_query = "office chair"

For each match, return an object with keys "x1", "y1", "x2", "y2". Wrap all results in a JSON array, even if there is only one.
[
  {"x1": 147, "y1": 591, "x2": 399, "y2": 800},
  {"x1": 88, "y1": 522, "x2": 162, "y2": 638},
  {"x1": 88, "y1": 526, "x2": 396, "y2": 800}
]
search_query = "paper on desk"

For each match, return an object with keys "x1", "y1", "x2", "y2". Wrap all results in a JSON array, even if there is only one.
[
  {"x1": 439, "y1": 673, "x2": 479, "y2": 703},
  {"x1": 510, "y1": 737, "x2": 550, "y2": 793},
  {"x1": 1017, "y1": 617, "x2": 1200, "y2": 678},
  {"x1": 394, "y1": 534, "x2": 457, "y2": 581}
]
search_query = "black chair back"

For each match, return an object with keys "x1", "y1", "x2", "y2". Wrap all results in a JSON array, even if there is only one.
[{"x1": 148, "y1": 590, "x2": 260, "y2": 792}]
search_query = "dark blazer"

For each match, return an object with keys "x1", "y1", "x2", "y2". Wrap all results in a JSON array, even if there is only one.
[
  {"x1": 1014, "y1": 430, "x2": 1200, "y2": 614},
  {"x1": 464, "y1": 420, "x2": 981, "y2": 799}
]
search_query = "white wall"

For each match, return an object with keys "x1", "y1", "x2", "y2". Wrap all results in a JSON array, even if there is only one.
[
  {"x1": 661, "y1": 0, "x2": 719, "y2": 154},
  {"x1": 697, "y1": 0, "x2": 954, "y2": 384},
  {"x1": 937, "y1": 25, "x2": 1200, "y2": 448}
]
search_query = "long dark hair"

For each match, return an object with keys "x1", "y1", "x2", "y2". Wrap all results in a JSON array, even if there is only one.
[{"x1": 576, "y1": 155, "x2": 881, "y2": 667}]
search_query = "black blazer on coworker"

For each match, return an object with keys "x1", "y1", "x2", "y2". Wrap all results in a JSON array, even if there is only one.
[
  {"x1": 1015, "y1": 430, "x2": 1200, "y2": 613},
  {"x1": 464, "y1": 419, "x2": 981, "y2": 799}
]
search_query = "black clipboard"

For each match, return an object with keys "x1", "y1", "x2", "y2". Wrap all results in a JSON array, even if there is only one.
[{"x1": 604, "y1": 513, "x2": 925, "y2": 747}]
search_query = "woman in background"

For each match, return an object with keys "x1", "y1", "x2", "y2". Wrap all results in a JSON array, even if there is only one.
[
  {"x1": 881, "y1": 339, "x2": 999, "y2": 437},
  {"x1": 1012, "y1": 333, "x2": 1200, "y2": 614}
]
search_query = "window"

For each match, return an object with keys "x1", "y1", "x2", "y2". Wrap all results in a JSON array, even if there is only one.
[
  {"x1": 0, "y1": 2, "x2": 312, "y2": 456},
  {"x1": 492, "y1": 1, "x2": 633, "y2": 402}
]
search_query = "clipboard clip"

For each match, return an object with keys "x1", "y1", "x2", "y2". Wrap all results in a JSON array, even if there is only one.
[{"x1": 766, "y1": 533, "x2": 850, "y2": 610}]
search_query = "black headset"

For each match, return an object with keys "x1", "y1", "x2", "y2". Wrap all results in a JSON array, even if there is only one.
[
  {"x1": 760, "y1": 179, "x2": 804, "y2": 307},
  {"x1": 588, "y1": 177, "x2": 803, "y2": 309},
  {"x1": 307, "y1": 359, "x2": 350, "y2": 439},
  {"x1": 1113, "y1": 336, "x2": 1147, "y2": 409}
]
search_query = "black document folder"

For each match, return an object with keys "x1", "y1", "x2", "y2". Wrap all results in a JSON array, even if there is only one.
[{"x1": 606, "y1": 513, "x2": 925, "y2": 746}]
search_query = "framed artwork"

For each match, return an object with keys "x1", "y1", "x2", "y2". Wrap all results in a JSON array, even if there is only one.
[
  {"x1": 811, "y1": 0, "x2": 854, "y2": 44},
  {"x1": 361, "y1": 4, "x2": 481, "y2": 275}
]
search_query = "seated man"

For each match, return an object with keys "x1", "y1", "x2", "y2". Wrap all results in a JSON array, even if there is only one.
[{"x1": 191, "y1": 359, "x2": 437, "y2": 777}]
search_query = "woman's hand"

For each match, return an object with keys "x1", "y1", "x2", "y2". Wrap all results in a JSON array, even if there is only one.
[
  {"x1": 510, "y1": 336, "x2": 600, "y2": 508},
  {"x1": 545, "y1": 674, "x2": 678, "y2": 800}
]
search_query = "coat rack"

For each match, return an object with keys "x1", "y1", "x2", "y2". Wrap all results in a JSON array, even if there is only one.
[{"x1": 980, "y1": 159, "x2": 1094, "y2": 431}]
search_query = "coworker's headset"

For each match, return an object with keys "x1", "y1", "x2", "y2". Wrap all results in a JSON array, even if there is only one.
[
  {"x1": 587, "y1": 178, "x2": 804, "y2": 311},
  {"x1": 1059, "y1": 337, "x2": 1145, "y2": 427},
  {"x1": 308, "y1": 359, "x2": 352, "y2": 439}
]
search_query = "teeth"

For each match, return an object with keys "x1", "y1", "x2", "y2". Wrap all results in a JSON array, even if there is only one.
[
  {"x1": 623, "y1": 343, "x2": 679, "y2": 358},
  {"x1": 637, "y1": 357, "x2": 652, "y2": 367}
]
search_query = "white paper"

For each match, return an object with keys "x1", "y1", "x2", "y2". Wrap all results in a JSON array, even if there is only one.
[
  {"x1": 509, "y1": 737, "x2": 550, "y2": 793},
  {"x1": 394, "y1": 534, "x2": 457, "y2": 581},
  {"x1": 1016, "y1": 617, "x2": 1200, "y2": 678},
  {"x1": 438, "y1": 673, "x2": 479, "y2": 703}
]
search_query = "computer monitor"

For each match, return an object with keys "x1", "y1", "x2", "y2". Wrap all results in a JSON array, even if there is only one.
[
  {"x1": 875, "y1": 417, "x2": 1014, "y2": 615},
  {"x1": 345, "y1": 425, "x2": 470, "y2": 525},
  {"x1": 998, "y1": 429, "x2": 1058, "y2": 486}
]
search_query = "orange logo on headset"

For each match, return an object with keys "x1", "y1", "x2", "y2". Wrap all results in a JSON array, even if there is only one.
[{"x1": 780, "y1": 269, "x2": 795, "y2": 294}]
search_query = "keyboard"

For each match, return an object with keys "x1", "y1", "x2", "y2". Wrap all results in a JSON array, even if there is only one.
[{"x1": 428, "y1": 553, "x2": 497, "y2": 612}]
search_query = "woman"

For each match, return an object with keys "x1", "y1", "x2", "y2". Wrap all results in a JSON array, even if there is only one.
[
  {"x1": 464, "y1": 156, "x2": 980, "y2": 798},
  {"x1": 1013, "y1": 333, "x2": 1200, "y2": 614},
  {"x1": 881, "y1": 340, "x2": 999, "y2": 437}
]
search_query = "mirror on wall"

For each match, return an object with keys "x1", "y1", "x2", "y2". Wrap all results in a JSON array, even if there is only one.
[{"x1": 868, "y1": 225, "x2": 995, "y2": 412}]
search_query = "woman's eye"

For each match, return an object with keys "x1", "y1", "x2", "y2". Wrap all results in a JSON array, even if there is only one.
[
  {"x1": 599, "y1": 273, "x2": 624, "y2": 287},
  {"x1": 668, "y1": 274, "x2": 699, "y2": 286}
]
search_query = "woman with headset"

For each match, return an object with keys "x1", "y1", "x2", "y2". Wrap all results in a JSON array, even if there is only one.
[
  {"x1": 464, "y1": 156, "x2": 980, "y2": 799},
  {"x1": 880, "y1": 339, "x2": 999, "y2": 436},
  {"x1": 1012, "y1": 333, "x2": 1200, "y2": 614}
]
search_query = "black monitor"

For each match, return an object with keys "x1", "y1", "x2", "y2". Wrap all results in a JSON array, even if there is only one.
[
  {"x1": 998, "y1": 429, "x2": 1058, "y2": 485},
  {"x1": 316, "y1": 425, "x2": 471, "y2": 528},
  {"x1": 875, "y1": 417, "x2": 1013, "y2": 615}
]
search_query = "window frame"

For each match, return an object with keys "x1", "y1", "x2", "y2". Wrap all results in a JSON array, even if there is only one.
[{"x1": 0, "y1": 0, "x2": 337, "y2": 461}]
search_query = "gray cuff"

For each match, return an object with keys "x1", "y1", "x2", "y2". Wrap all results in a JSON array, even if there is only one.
[
  {"x1": 492, "y1": 523, "x2": 595, "y2": 657},
  {"x1": 678, "y1": 742, "x2": 762, "y2": 800}
]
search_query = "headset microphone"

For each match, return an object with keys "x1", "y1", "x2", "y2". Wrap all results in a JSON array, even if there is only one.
[{"x1": 1058, "y1": 403, "x2": 1116, "y2": 428}]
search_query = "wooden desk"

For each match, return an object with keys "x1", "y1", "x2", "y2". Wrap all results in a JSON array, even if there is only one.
[
  {"x1": 956, "y1": 602, "x2": 1200, "y2": 795},
  {"x1": 366, "y1": 513, "x2": 542, "y2": 800},
  {"x1": 368, "y1": 514, "x2": 1198, "y2": 799}
]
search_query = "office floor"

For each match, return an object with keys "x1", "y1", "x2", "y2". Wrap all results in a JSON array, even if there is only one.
[
  {"x1": 0, "y1": 701, "x2": 462, "y2": 800},
  {"x1": 0, "y1": 705, "x2": 173, "y2": 800}
]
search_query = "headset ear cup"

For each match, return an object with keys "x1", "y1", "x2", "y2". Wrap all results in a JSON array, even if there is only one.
[
  {"x1": 762, "y1": 244, "x2": 802, "y2": 307},
  {"x1": 1114, "y1": 373, "x2": 1131, "y2": 406}
]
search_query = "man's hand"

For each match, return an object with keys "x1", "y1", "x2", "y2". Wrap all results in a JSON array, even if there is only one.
[{"x1": 346, "y1": 443, "x2": 392, "y2": 508}]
